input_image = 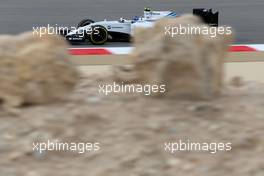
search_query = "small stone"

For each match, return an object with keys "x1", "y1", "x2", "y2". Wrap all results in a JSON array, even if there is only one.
[
  {"x1": 167, "y1": 158, "x2": 182, "y2": 167},
  {"x1": 182, "y1": 162, "x2": 195, "y2": 171},
  {"x1": 8, "y1": 152, "x2": 24, "y2": 161},
  {"x1": 26, "y1": 171, "x2": 40, "y2": 176},
  {"x1": 230, "y1": 76, "x2": 244, "y2": 87}
]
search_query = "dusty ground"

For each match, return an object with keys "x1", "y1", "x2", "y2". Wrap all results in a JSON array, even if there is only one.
[{"x1": 0, "y1": 66, "x2": 263, "y2": 176}]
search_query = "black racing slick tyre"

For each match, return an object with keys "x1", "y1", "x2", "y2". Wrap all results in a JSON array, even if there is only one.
[
  {"x1": 77, "y1": 19, "x2": 94, "y2": 28},
  {"x1": 89, "y1": 25, "x2": 108, "y2": 45}
]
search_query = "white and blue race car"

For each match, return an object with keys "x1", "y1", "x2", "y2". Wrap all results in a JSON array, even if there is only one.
[{"x1": 63, "y1": 8, "x2": 218, "y2": 45}]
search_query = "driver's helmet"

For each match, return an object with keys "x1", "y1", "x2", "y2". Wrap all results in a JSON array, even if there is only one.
[
  {"x1": 144, "y1": 7, "x2": 152, "y2": 12},
  {"x1": 119, "y1": 17, "x2": 125, "y2": 23},
  {"x1": 144, "y1": 7, "x2": 152, "y2": 19}
]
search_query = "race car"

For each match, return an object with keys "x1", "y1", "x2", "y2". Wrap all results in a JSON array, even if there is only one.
[{"x1": 63, "y1": 8, "x2": 219, "y2": 45}]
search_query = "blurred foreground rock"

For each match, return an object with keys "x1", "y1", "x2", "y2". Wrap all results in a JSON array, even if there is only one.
[
  {"x1": 114, "y1": 15, "x2": 233, "y2": 99},
  {"x1": 0, "y1": 67, "x2": 263, "y2": 176},
  {"x1": 0, "y1": 32, "x2": 79, "y2": 108}
]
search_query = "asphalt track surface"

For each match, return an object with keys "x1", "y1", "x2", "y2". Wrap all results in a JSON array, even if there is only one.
[{"x1": 1, "y1": 0, "x2": 264, "y2": 45}]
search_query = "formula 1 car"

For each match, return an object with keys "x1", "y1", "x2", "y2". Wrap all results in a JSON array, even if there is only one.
[{"x1": 63, "y1": 8, "x2": 219, "y2": 45}]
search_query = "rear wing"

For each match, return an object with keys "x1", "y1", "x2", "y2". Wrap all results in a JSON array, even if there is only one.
[{"x1": 193, "y1": 8, "x2": 219, "y2": 27}]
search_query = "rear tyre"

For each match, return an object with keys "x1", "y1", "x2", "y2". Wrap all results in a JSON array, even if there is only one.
[
  {"x1": 89, "y1": 25, "x2": 108, "y2": 45},
  {"x1": 77, "y1": 19, "x2": 94, "y2": 28}
]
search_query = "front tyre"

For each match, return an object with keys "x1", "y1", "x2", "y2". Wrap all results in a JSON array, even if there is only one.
[{"x1": 89, "y1": 25, "x2": 108, "y2": 45}]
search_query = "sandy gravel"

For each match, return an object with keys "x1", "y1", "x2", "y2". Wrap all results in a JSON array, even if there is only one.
[{"x1": 0, "y1": 66, "x2": 263, "y2": 176}]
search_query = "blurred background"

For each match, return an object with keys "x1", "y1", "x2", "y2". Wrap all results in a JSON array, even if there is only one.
[{"x1": 0, "y1": 0, "x2": 264, "y2": 43}]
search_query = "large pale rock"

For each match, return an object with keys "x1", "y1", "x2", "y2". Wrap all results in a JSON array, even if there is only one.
[
  {"x1": 114, "y1": 15, "x2": 233, "y2": 99},
  {"x1": 0, "y1": 32, "x2": 79, "y2": 107}
]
